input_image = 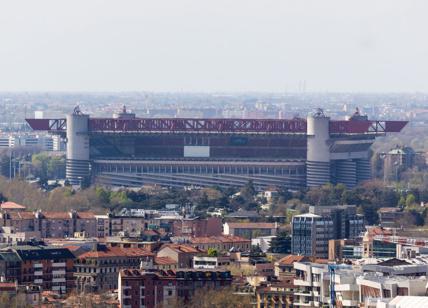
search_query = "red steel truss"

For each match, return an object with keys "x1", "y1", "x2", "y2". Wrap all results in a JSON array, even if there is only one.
[{"x1": 25, "y1": 117, "x2": 407, "y2": 134}]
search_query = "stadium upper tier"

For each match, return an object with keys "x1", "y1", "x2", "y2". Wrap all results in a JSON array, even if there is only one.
[{"x1": 26, "y1": 117, "x2": 407, "y2": 135}]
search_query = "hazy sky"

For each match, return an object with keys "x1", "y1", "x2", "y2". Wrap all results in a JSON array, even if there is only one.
[{"x1": 0, "y1": 1, "x2": 427, "y2": 92}]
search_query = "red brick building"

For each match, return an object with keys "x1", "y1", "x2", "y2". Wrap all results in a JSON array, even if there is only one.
[
  {"x1": 156, "y1": 244, "x2": 203, "y2": 268},
  {"x1": 5, "y1": 244, "x2": 75, "y2": 294},
  {"x1": 172, "y1": 217, "x2": 222, "y2": 237},
  {"x1": 74, "y1": 245, "x2": 154, "y2": 292},
  {"x1": 118, "y1": 268, "x2": 233, "y2": 308},
  {"x1": 189, "y1": 235, "x2": 251, "y2": 252}
]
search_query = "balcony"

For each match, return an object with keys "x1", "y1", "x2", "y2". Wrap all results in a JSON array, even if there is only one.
[
  {"x1": 293, "y1": 279, "x2": 312, "y2": 287},
  {"x1": 335, "y1": 284, "x2": 358, "y2": 292},
  {"x1": 52, "y1": 262, "x2": 66, "y2": 267},
  {"x1": 34, "y1": 271, "x2": 43, "y2": 276},
  {"x1": 52, "y1": 278, "x2": 66, "y2": 283},
  {"x1": 52, "y1": 270, "x2": 66, "y2": 275},
  {"x1": 34, "y1": 279, "x2": 43, "y2": 284},
  {"x1": 294, "y1": 292, "x2": 312, "y2": 297},
  {"x1": 341, "y1": 299, "x2": 359, "y2": 307},
  {"x1": 294, "y1": 301, "x2": 313, "y2": 306},
  {"x1": 33, "y1": 263, "x2": 43, "y2": 268}
]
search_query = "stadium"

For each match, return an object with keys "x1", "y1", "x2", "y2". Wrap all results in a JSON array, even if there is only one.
[{"x1": 26, "y1": 107, "x2": 407, "y2": 189}]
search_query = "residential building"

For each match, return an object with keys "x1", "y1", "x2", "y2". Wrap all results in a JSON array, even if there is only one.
[
  {"x1": 189, "y1": 235, "x2": 251, "y2": 252},
  {"x1": 256, "y1": 280, "x2": 294, "y2": 308},
  {"x1": 362, "y1": 258, "x2": 428, "y2": 277},
  {"x1": 95, "y1": 214, "x2": 110, "y2": 237},
  {"x1": 0, "y1": 210, "x2": 98, "y2": 238},
  {"x1": 156, "y1": 244, "x2": 202, "y2": 268},
  {"x1": 274, "y1": 255, "x2": 310, "y2": 283},
  {"x1": 0, "y1": 251, "x2": 21, "y2": 283},
  {"x1": 378, "y1": 208, "x2": 402, "y2": 228},
  {"x1": 223, "y1": 222, "x2": 278, "y2": 239},
  {"x1": 4, "y1": 244, "x2": 75, "y2": 294},
  {"x1": 193, "y1": 256, "x2": 231, "y2": 269},
  {"x1": 0, "y1": 202, "x2": 26, "y2": 212},
  {"x1": 293, "y1": 261, "x2": 329, "y2": 307},
  {"x1": 74, "y1": 245, "x2": 154, "y2": 292},
  {"x1": 0, "y1": 226, "x2": 41, "y2": 245},
  {"x1": 110, "y1": 215, "x2": 146, "y2": 237},
  {"x1": 330, "y1": 267, "x2": 360, "y2": 308},
  {"x1": 291, "y1": 213, "x2": 334, "y2": 258},
  {"x1": 383, "y1": 146, "x2": 420, "y2": 181},
  {"x1": 153, "y1": 257, "x2": 178, "y2": 271},
  {"x1": 172, "y1": 217, "x2": 222, "y2": 237},
  {"x1": 118, "y1": 268, "x2": 233, "y2": 308},
  {"x1": 357, "y1": 274, "x2": 428, "y2": 306}
]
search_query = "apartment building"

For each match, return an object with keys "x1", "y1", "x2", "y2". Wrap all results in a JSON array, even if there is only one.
[
  {"x1": 256, "y1": 280, "x2": 295, "y2": 308},
  {"x1": 5, "y1": 244, "x2": 75, "y2": 294},
  {"x1": 357, "y1": 274, "x2": 428, "y2": 306},
  {"x1": 274, "y1": 255, "x2": 310, "y2": 283},
  {"x1": 118, "y1": 268, "x2": 233, "y2": 308},
  {"x1": 0, "y1": 210, "x2": 97, "y2": 238},
  {"x1": 223, "y1": 222, "x2": 278, "y2": 239},
  {"x1": 189, "y1": 235, "x2": 251, "y2": 252},
  {"x1": 330, "y1": 267, "x2": 360, "y2": 308},
  {"x1": 110, "y1": 215, "x2": 146, "y2": 237},
  {"x1": 0, "y1": 226, "x2": 41, "y2": 245},
  {"x1": 293, "y1": 261, "x2": 329, "y2": 307},
  {"x1": 172, "y1": 217, "x2": 222, "y2": 237},
  {"x1": 193, "y1": 255, "x2": 231, "y2": 269},
  {"x1": 0, "y1": 251, "x2": 22, "y2": 283},
  {"x1": 156, "y1": 244, "x2": 203, "y2": 268},
  {"x1": 74, "y1": 245, "x2": 154, "y2": 292}
]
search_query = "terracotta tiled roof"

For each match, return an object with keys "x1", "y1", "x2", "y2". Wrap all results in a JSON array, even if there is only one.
[
  {"x1": 190, "y1": 235, "x2": 250, "y2": 244},
  {"x1": 79, "y1": 247, "x2": 154, "y2": 259},
  {"x1": 0, "y1": 282, "x2": 16, "y2": 290},
  {"x1": 161, "y1": 244, "x2": 201, "y2": 254},
  {"x1": 277, "y1": 255, "x2": 308, "y2": 265},
  {"x1": 0, "y1": 202, "x2": 26, "y2": 210},
  {"x1": 42, "y1": 212, "x2": 70, "y2": 219},
  {"x1": 76, "y1": 212, "x2": 96, "y2": 219},
  {"x1": 9, "y1": 211, "x2": 35, "y2": 220},
  {"x1": 155, "y1": 256, "x2": 177, "y2": 265},
  {"x1": 226, "y1": 222, "x2": 276, "y2": 229},
  {"x1": 313, "y1": 258, "x2": 329, "y2": 264}
]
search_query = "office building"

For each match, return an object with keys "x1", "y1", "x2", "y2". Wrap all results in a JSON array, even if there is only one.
[{"x1": 291, "y1": 213, "x2": 334, "y2": 258}]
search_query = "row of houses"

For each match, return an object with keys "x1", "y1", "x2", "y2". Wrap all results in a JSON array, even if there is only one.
[{"x1": 0, "y1": 202, "x2": 279, "y2": 241}]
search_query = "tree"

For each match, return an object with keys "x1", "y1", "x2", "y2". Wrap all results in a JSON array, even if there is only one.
[
  {"x1": 406, "y1": 193, "x2": 416, "y2": 208},
  {"x1": 241, "y1": 180, "x2": 256, "y2": 200},
  {"x1": 176, "y1": 287, "x2": 252, "y2": 308},
  {"x1": 269, "y1": 231, "x2": 291, "y2": 254},
  {"x1": 207, "y1": 248, "x2": 218, "y2": 257}
]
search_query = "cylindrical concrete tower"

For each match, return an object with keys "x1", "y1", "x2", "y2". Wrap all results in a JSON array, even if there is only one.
[
  {"x1": 66, "y1": 113, "x2": 90, "y2": 185},
  {"x1": 306, "y1": 112, "x2": 331, "y2": 187}
]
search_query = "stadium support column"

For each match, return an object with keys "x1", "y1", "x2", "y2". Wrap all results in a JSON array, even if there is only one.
[
  {"x1": 306, "y1": 113, "x2": 331, "y2": 187},
  {"x1": 66, "y1": 113, "x2": 90, "y2": 186}
]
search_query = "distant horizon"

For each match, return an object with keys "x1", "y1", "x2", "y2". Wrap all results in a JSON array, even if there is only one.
[{"x1": 1, "y1": 90, "x2": 428, "y2": 95}]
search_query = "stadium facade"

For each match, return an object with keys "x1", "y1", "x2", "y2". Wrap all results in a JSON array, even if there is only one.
[{"x1": 26, "y1": 107, "x2": 407, "y2": 189}]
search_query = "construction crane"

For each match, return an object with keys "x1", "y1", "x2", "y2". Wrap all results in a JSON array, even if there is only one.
[{"x1": 328, "y1": 264, "x2": 352, "y2": 308}]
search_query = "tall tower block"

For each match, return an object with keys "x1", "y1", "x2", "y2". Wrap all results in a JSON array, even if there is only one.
[
  {"x1": 66, "y1": 111, "x2": 90, "y2": 185},
  {"x1": 306, "y1": 111, "x2": 331, "y2": 187}
]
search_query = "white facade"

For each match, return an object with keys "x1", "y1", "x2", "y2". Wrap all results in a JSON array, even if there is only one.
[{"x1": 293, "y1": 262, "x2": 329, "y2": 307}]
